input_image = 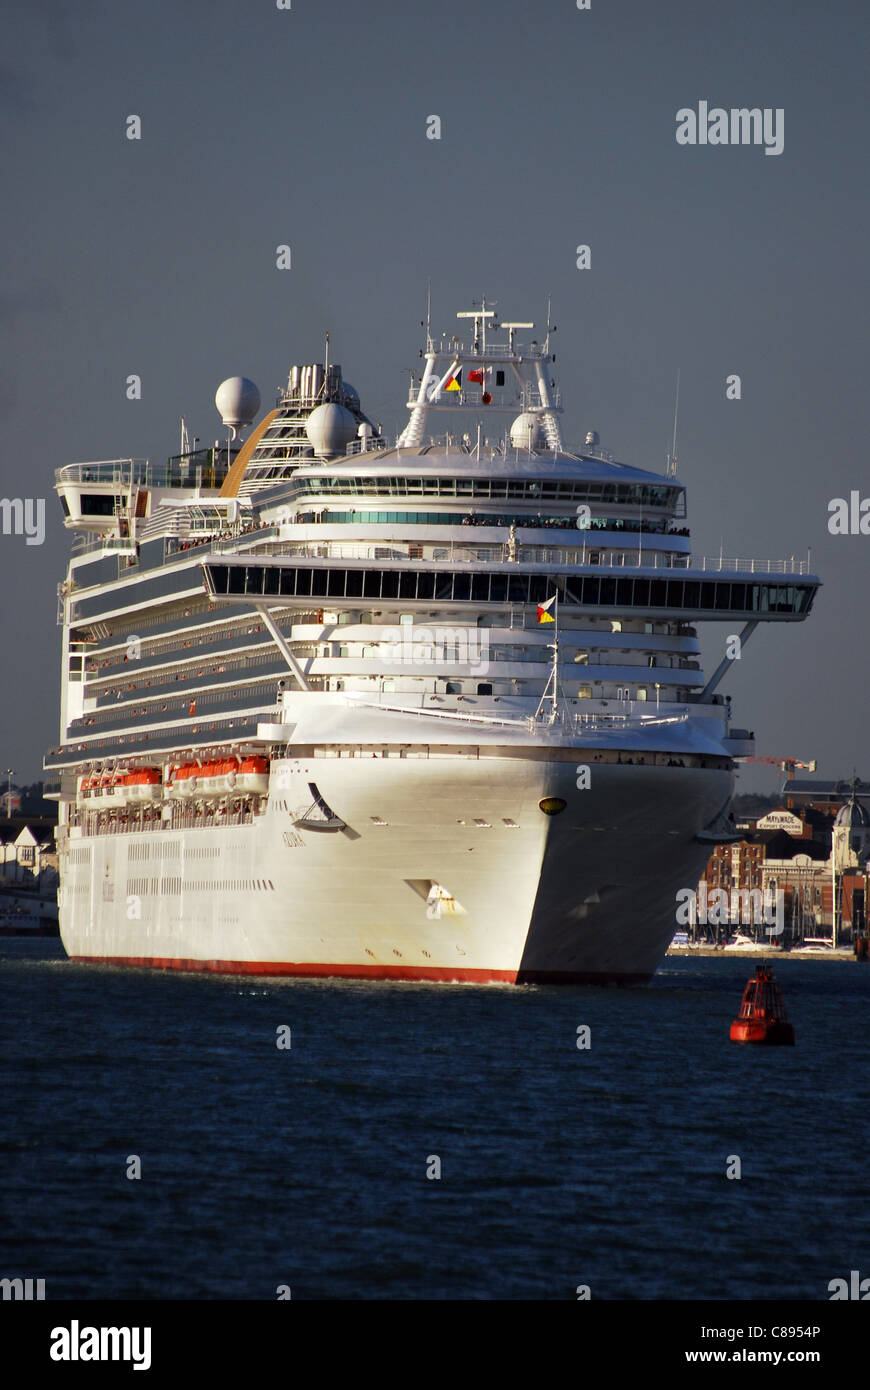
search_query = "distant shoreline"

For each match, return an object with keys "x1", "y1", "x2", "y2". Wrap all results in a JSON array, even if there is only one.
[{"x1": 667, "y1": 945, "x2": 858, "y2": 961}]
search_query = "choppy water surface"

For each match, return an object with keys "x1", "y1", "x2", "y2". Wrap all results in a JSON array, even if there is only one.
[{"x1": 1, "y1": 939, "x2": 867, "y2": 1299}]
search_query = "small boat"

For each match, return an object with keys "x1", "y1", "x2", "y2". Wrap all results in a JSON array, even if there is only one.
[
  {"x1": 730, "y1": 962, "x2": 795, "y2": 1045},
  {"x1": 724, "y1": 932, "x2": 771, "y2": 951}
]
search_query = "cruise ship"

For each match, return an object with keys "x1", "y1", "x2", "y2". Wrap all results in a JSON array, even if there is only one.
[{"x1": 45, "y1": 301, "x2": 820, "y2": 983}]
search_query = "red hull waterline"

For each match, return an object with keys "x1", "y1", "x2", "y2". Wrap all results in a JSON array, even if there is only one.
[{"x1": 70, "y1": 955, "x2": 652, "y2": 987}]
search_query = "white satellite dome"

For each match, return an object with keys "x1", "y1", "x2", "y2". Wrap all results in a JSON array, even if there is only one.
[
  {"x1": 305, "y1": 402, "x2": 357, "y2": 458},
  {"x1": 510, "y1": 412, "x2": 545, "y2": 449},
  {"x1": 215, "y1": 377, "x2": 261, "y2": 432}
]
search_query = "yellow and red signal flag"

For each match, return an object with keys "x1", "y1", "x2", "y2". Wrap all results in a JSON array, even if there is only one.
[
  {"x1": 444, "y1": 368, "x2": 462, "y2": 392},
  {"x1": 537, "y1": 595, "x2": 557, "y2": 624}
]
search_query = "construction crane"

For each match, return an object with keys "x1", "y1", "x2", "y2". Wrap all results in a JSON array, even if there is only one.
[{"x1": 741, "y1": 756, "x2": 817, "y2": 782}]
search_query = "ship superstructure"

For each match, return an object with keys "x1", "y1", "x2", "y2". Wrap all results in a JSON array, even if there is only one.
[{"x1": 46, "y1": 303, "x2": 820, "y2": 982}]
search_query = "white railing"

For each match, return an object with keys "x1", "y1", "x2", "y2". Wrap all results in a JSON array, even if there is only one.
[
  {"x1": 426, "y1": 339, "x2": 549, "y2": 360},
  {"x1": 210, "y1": 539, "x2": 812, "y2": 575},
  {"x1": 71, "y1": 534, "x2": 138, "y2": 555},
  {"x1": 56, "y1": 459, "x2": 147, "y2": 484},
  {"x1": 341, "y1": 695, "x2": 692, "y2": 737},
  {"x1": 690, "y1": 556, "x2": 811, "y2": 575}
]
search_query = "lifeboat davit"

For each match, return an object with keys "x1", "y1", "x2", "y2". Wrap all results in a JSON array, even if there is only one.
[
  {"x1": 236, "y1": 756, "x2": 269, "y2": 794},
  {"x1": 729, "y1": 963, "x2": 795, "y2": 1045}
]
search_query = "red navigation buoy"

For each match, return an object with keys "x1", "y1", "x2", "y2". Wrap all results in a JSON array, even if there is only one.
[{"x1": 729, "y1": 962, "x2": 795, "y2": 1046}]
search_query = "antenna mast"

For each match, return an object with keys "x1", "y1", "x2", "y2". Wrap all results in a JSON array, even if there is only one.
[{"x1": 667, "y1": 368, "x2": 680, "y2": 478}]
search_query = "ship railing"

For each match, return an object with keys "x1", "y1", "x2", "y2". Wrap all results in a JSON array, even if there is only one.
[
  {"x1": 689, "y1": 556, "x2": 811, "y2": 574},
  {"x1": 56, "y1": 459, "x2": 148, "y2": 485},
  {"x1": 342, "y1": 694, "x2": 691, "y2": 737},
  {"x1": 209, "y1": 539, "x2": 812, "y2": 575},
  {"x1": 426, "y1": 338, "x2": 551, "y2": 360},
  {"x1": 168, "y1": 523, "x2": 277, "y2": 558},
  {"x1": 524, "y1": 709, "x2": 691, "y2": 735},
  {"x1": 56, "y1": 456, "x2": 231, "y2": 491},
  {"x1": 343, "y1": 437, "x2": 390, "y2": 457},
  {"x1": 71, "y1": 534, "x2": 139, "y2": 555},
  {"x1": 75, "y1": 804, "x2": 260, "y2": 836},
  {"x1": 405, "y1": 387, "x2": 562, "y2": 411},
  {"x1": 405, "y1": 389, "x2": 522, "y2": 410}
]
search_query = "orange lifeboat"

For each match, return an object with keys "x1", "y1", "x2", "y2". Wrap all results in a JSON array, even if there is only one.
[
  {"x1": 171, "y1": 762, "x2": 199, "y2": 798},
  {"x1": 730, "y1": 963, "x2": 795, "y2": 1045},
  {"x1": 236, "y1": 755, "x2": 269, "y2": 794},
  {"x1": 130, "y1": 767, "x2": 162, "y2": 801},
  {"x1": 197, "y1": 758, "x2": 228, "y2": 795},
  {"x1": 205, "y1": 756, "x2": 240, "y2": 795}
]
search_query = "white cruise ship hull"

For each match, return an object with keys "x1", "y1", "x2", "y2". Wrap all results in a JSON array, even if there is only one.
[
  {"x1": 48, "y1": 309, "x2": 818, "y2": 985},
  {"x1": 59, "y1": 754, "x2": 730, "y2": 984}
]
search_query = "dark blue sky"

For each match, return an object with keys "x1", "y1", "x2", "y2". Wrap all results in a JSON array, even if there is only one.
[{"x1": 2, "y1": 0, "x2": 867, "y2": 790}]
